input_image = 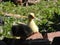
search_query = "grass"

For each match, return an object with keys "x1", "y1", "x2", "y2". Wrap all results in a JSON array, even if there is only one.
[{"x1": 0, "y1": 0, "x2": 60, "y2": 38}]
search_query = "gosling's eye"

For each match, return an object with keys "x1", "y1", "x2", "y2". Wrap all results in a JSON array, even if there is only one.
[{"x1": 28, "y1": 15, "x2": 32, "y2": 18}]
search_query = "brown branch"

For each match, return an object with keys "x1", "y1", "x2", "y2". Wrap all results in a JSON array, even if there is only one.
[{"x1": 0, "y1": 11, "x2": 27, "y2": 18}]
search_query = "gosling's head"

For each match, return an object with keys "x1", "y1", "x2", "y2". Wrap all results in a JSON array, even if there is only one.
[{"x1": 28, "y1": 13, "x2": 35, "y2": 19}]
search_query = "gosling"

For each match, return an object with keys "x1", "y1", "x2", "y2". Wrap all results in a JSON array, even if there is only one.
[{"x1": 28, "y1": 13, "x2": 39, "y2": 33}]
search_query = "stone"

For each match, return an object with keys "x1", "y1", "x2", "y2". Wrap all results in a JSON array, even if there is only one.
[
  {"x1": 26, "y1": 32, "x2": 43, "y2": 40},
  {"x1": 0, "y1": 0, "x2": 2, "y2": 2},
  {"x1": 28, "y1": 0, "x2": 40, "y2": 4},
  {"x1": 12, "y1": 0, "x2": 40, "y2": 6}
]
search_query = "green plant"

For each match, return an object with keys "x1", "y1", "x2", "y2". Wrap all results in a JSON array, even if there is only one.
[{"x1": 0, "y1": 0, "x2": 60, "y2": 38}]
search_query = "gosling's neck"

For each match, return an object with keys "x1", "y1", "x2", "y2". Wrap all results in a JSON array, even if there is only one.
[
  {"x1": 28, "y1": 18, "x2": 34, "y2": 24},
  {"x1": 28, "y1": 18, "x2": 39, "y2": 33}
]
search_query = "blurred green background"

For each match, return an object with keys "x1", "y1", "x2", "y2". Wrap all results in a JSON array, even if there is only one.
[{"x1": 0, "y1": 0, "x2": 60, "y2": 39}]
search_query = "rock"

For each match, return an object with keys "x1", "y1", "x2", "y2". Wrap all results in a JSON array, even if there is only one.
[
  {"x1": 0, "y1": 0, "x2": 2, "y2": 2},
  {"x1": 26, "y1": 32, "x2": 43, "y2": 40},
  {"x1": 1, "y1": 0, "x2": 40, "y2": 6},
  {"x1": 12, "y1": 0, "x2": 23, "y2": 5},
  {"x1": 28, "y1": 0, "x2": 40, "y2": 4},
  {"x1": 12, "y1": 0, "x2": 40, "y2": 6},
  {"x1": 47, "y1": 31, "x2": 60, "y2": 42}
]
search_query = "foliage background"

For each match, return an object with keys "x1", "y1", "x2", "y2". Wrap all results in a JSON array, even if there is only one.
[{"x1": 0, "y1": 0, "x2": 60, "y2": 39}]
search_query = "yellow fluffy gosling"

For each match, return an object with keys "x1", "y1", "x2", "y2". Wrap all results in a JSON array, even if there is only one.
[{"x1": 28, "y1": 13, "x2": 39, "y2": 33}]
